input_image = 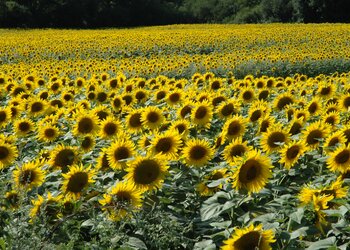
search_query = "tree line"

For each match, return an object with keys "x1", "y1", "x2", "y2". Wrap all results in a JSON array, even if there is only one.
[{"x1": 0, "y1": 0, "x2": 349, "y2": 28}]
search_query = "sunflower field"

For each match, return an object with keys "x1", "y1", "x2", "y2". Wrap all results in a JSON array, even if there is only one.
[{"x1": 1, "y1": 24, "x2": 350, "y2": 249}]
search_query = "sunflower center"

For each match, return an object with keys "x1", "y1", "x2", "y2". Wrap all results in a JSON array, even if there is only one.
[
  {"x1": 67, "y1": 172, "x2": 88, "y2": 193},
  {"x1": 259, "y1": 90, "x2": 269, "y2": 100},
  {"x1": 180, "y1": 106, "x2": 192, "y2": 118},
  {"x1": 230, "y1": 144, "x2": 246, "y2": 157},
  {"x1": 227, "y1": 121, "x2": 241, "y2": 136},
  {"x1": 250, "y1": 110, "x2": 262, "y2": 122},
  {"x1": 147, "y1": 112, "x2": 160, "y2": 123},
  {"x1": 234, "y1": 231, "x2": 261, "y2": 250},
  {"x1": 289, "y1": 122, "x2": 302, "y2": 135},
  {"x1": 122, "y1": 95, "x2": 133, "y2": 105},
  {"x1": 175, "y1": 124, "x2": 186, "y2": 134},
  {"x1": 267, "y1": 132, "x2": 286, "y2": 148},
  {"x1": 31, "y1": 102, "x2": 43, "y2": 113},
  {"x1": 169, "y1": 93, "x2": 180, "y2": 103},
  {"x1": 328, "y1": 137, "x2": 339, "y2": 147},
  {"x1": 78, "y1": 118, "x2": 94, "y2": 134},
  {"x1": 325, "y1": 116, "x2": 335, "y2": 125},
  {"x1": 286, "y1": 145, "x2": 300, "y2": 160},
  {"x1": 19, "y1": 169, "x2": 36, "y2": 185},
  {"x1": 320, "y1": 87, "x2": 331, "y2": 95},
  {"x1": 115, "y1": 191, "x2": 132, "y2": 203},
  {"x1": 277, "y1": 96, "x2": 293, "y2": 110},
  {"x1": 195, "y1": 106, "x2": 208, "y2": 120},
  {"x1": 260, "y1": 120, "x2": 270, "y2": 133},
  {"x1": 101, "y1": 154, "x2": 110, "y2": 169},
  {"x1": 104, "y1": 123, "x2": 117, "y2": 135},
  {"x1": 0, "y1": 111, "x2": 7, "y2": 122},
  {"x1": 81, "y1": 137, "x2": 93, "y2": 149},
  {"x1": 113, "y1": 98, "x2": 121, "y2": 108},
  {"x1": 97, "y1": 92, "x2": 107, "y2": 102},
  {"x1": 211, "y1": 81, "x2": 220, "y2": 90},
  {"x1": 134, "y1": 160, "x2": 160, "y2": 184},
  {"x1": 156, "y1": 91, "x2": 166, "y2": 100},
  {"x1": 44, "y1": 128, "x2": 56, "y2": 138},
  {"x1": 136, "y1": 91, "x2": 146, "y2": 100},
  {"x1": 129, "y1": 113, "x2": 142, "y2": 128},
  {"x1": 221, "y1": 103, "x2": 234, "y2": 116},
  {"x1": 335, "y1": 150, "x2": 350, "y2": 164},
  {"x1": 306, "y1": 130, "x2": 323, "y2": 145},
  {"x1": 308, "y1": 102, "x2": 318, "y2": 114},
  {"x1": 0, "y1": 146, "x2": 10, "y2": 159},
  {"x1": 155, "y1": 137, "x2": 173, "y2": 153},
  {"x1": 96, "y1": 110, "x2": 108, "y2": 120},
  {"x1": 242, "y1": 91, "x2": 253, "y2": 100},
  {"x1": 18, "y1": 122, "x2": 30, "y2": 132},
  {"x1": 189, "y1": 145, "x2": 207, "y2": 160},
  {"x1": 54, "y1": 149, "x2": 75, "y2": 172},
  {"x1": 239, "y1": 159, "x2": 261, "y2": 183},
  {"x1": 212, "y1": 96, "x2": 225, "y2": 106},
  {"x1": 114, "y1": 146, "x2": 131, "y2": 161}
]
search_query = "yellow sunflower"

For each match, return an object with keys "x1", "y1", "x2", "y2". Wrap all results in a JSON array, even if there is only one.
[
  {"x1": 221, "y1": 115, "x2": 248, "y2": 142},
  {"x1": 223, "y1": 137, "x2": 252, "y2": 166},
  {"x1": 61, "y1": 164, "x2": 96, "y2": 200},
  {"x1": 322, "y1": 111, "x2": 340, "y2": 128},
  {"x1": 49, "y1": 144, "x2": 79, "y2": 173},
  {"x1": 37, "y1": 123, "x2": 60, "y2": 143},
  {"x1": 324, "y1": 131, "x2": 346, "y2": 152},
  {"x1": 279, "y1": 141, "x2": 307, "y2": 170},
  {"x1": 231, "y1": 150, "x2": 272, "y2": 194},
  {"x1": 141, "y1": 106, "x2": 164, "y2": 130},
  {"x1": 125, "y1": 155, "x2": 168, "y2": 191},
  {"x1": 0, "y1": 141, "x2": 18, "y2": 169},
  {"x1": 168, "y1": 119, "x2": 191, "y2": 138},
  {"x1": 29, "y1": 192, "x2": 63, "y2": 223},
  {"x1": 99, "y1": 117, "x2": 122, "y2": 139},
  {"x1": 302, "y1": 121, "x2": 331, "y2": 150},
  {"x1": 125, "y1": 109, "x2": 143, "y2": 133},
  {"x1": 197, "y1": 169, "x2": 228, "y2": 196},
  {"x1": 221, "y1": 224, "x2": 275, "y2": 250},
  {"x1": 4, "y1": 190, "x2": 20, "y2": 209},
  {"x1": 0, "y1": 107, "x2": 11, "y2": 128},
  {"x1": 99, "y1": 181, "x2": 143, "y2": 221},
  {"x1": 96, "y1": 148, "x2": 112, "y2": 170},
  {"x1": 80, "y1": 135, "x2": 95, "y2": 152},
  {"x1": 13, "y1": 161, "x2": 45, "y2": 191},
  {"x1": 327, "y1": 145, "x2": 350, "y2": 173},
  {"x1": 261, "y1": 125, "x2": 290, "y2": 154},
  {"x1": 259, "y1": 115, "x2": 276, "y2": 133},
  {"x1": 182, "y1": 138, "x2": 214, "y2": 167},
  {"x1": 216, "y1": 100, "x2": 239, "y2": 120},
  {"x1": 107, "y1": 139, "x2": 135, "y2": 170},
  {"x1": 239, "y1": 87, "x2": 255, "y2": 103},
  {"x1": 14, "y1": 117, "x2": 35, "y2": 137},
  {"x1": 27, "y1": 98, "x2": 48, "y2": 117},
  {"x1": 191, "y1": 101, "x2": 213, "y2": 129},
  {"x1": 150, "y1": 130, "x2": 182, "y2": 160},
  {"x1": 288, "y1": 117, "x2": 305, "y2": 136},
  {"x1": 177, "y1": 101, "x2": 195, "y2": 119},
  {"x1": 274, "y1": 93, "x2": 294, "y2": 111},
  {"x1": 317, "y1": 82, "x2": 335, "y2": 98},
  {"x1": 73, "y1": 112, "x2": 99, "y2": 136}
]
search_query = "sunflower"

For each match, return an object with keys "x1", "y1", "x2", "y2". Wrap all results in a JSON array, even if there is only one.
[
  {"x1": 288, "y1": 117, "x2": 304, "y2": 136},
  {"x1": 166, "y1": 90, "x2": 183, "y2": 106},
  {"x1": 239, "y1": 87, "x2": 255, "y2": 103},
  {"x1": 111, "y1": 96, "x2": 123, "y2": 111},
  {"x1": 279, "y1": 141, "x2": 307, "y2": 170},
  {"x1": 322, "y1": 111, "x2": 340, "y2": 128},
  {"x1": 183, "y1": 138, "x2": 214, "y2": 167},
  {"x1": 302, "y1": 121, "x2": 331, "y2": 150},
  {"x1": 13, "y1": 161, "x2": 45, "y2": 191},
  {"x1": 231, "y1": 150, "x2": 272, "y2": 194},
  {"x1": 248, "y1": 104, "x2": 268, "y2": 123},
  {"x1": 0, "y1": 107, "x2": 11, "y2": 128},
  {"x1": 324, "y1": 131, "x2": 346, "y2": 151},
  {"x1": 80, "y1": 135, "x2": 95, "y2": 152},
  {"x1": 92, "y1": 105, "x2": 112, "y2": 121},
  {"x1": 30, "y1": 192, "x2": 63, "y2": 223},
  {"x1": 154, "y1": 89, "x2": 168, "y2": 102},
  {"x1": 258, "y1": 88, "x2": 270, "y2": 100},
  {"x1": 73, "y1": 112, "x2": 99, "y2": 136},
  {"x1": 125, "y1": 155, "x2": 168, "y2": 191},
  {"x1": 141, "y1": 106, "x2": 164, "y2": 130},
  {"x1": 259, "y1": 115, "x2": 276, "y2": 133},
  {"x1": 221, "y1": 224, "x2": 276, "y2": 250},
  {"x1": 49, "y1": 144, "x2": 79, "y2": 173},
  {"x1": 307, "y1": 97, "x2": 322, "y2": 116},
  {"x1": 125, "y1": 109, "x2": 143, "y2": 133},
  {"x1": 327, "y1": 145, "x2": 350, "y2": 173},
  {"x1": 197, "y1": 169, "x2": 228, "y2": 196},
  {"x1": 96, "y1": 148, "x2": 112, "y2": 170},
  {"x1": 169, "y1": 119, "x2": 191, "y2": 138},
  {"x1": 274, "y1": 93, "x2": 294, "y2": 111},
  {"x1": 223, "y1": 138, "x2": 252, "y2": 166},
  {"x1": 261, "y1": 125, "x2": 290, "y2": 154},
  {"x1": 4, "y1": 190, "x2": 20, "y2": 209},
  {"x1": 99, "y1": 181, "x2": 143, "y2": 221},
  {"x1": 150, "y1": 131, "x2": 182, "y2": 160},
  {"x1": 317, "y1": 82, "x2": 335, "y2": 98},
  {"x1": 14, "y1": 118, "x2": 35, "y2": 137},
  {"x1": 0, "y1": 141, "x2": 18, "y2": 169},
  {"x1": 61, "y1": 164, "x2": 96, "y2": 200},
  {"x1": 216, "y1": 100, "x2": 239, "y2": 120},
  {"x1": 221, "y1": 115, "x2": 247, "y2": 142},
  {"x1": 37, "y1": 123, "x2": 60, "y2": 142},
  {"x1": 99, "y1": 117, "x2": 122, "y2": 139},
  {"x1": 107, "y1": 139, "x2": 135, "y2": 170},
  {"x1": 191, "y1": 101, "x2": 213, "y2": 129},
  {"x1": 177, "y1": 101, "x2": 195, "y2": 119}
]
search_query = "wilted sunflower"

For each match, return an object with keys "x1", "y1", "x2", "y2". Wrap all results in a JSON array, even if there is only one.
[
  {"x1": 61, "y1": 164, "x2": 96, "y2": 200},
  {"x1": 324, "y1": 131, "x2": 346, "y2": 152},
  {"x1": 221, "y1": 115, "x2": 247, "y2": 142},
  {"x1": 107, "y1": 139, "x2": 135, "y2": 170},
  {"x1": 279, "y1": 141, "x2": 307, "y2": 170},
  {"x1": 183, "y1": 138, "x2": 214, "y2": 167},
  {"x1": 150, "y1": 131, "x2": 182, "y2": 160},
  {"x1": 274, "y1": 93, "x2": 294, "y2": 111},
  {"x1": 13, "y1": 161, "x2": 45, "y2": 191},
  {"x1": 141, "y1": 106, "x2": 164, "y2": 130},
  {"x1": 191, "y1": 101, "x2": 213, "y2": 129},
  {"x1": 125, "y1": 109, "x2": 143, "y2": 133},
  {"x1": 327, "y1": 145, "x2": 350, "y2": 173},
  {"x1": 221, "y1": 224, "x2": 276, "y2": 250},
  {"x1": 99, "y1": 181, "x2": 143, "y2": 221},
  {"x1": 223, "y1": 138, "x2": 252, "y2": 166},
  {"x1": 231, "y1": 150, "x2": 272, "y2": 194},
  {"x1": 14, "y1": 118, "x2": 35, "y2": 137},
  {"x1": 302, "y1": 121, "x2": 330, "y2": 149},
  {"x1": 37, "y1": 123, "x2": 60, "y2": 142},
  {"x1": 261, "y1": 125, "x2": 290, "y2": 154},
  {"x1": 73, "y1": 112, "x2": 99, "y2": 136},
  {"x1": 0, "y1": 107, "x2": 11, "y2": 128},
  {"x1": 0, "y1": 141, "x2": 18, "y2": 169},
  {"x1": 99, "y1": 117, "x2": 122, "y2": 139},
  {"x1": 125, "y1": 155, "x2": 168, "y2": 191},
  {"x1": 49, "y1": 144, "x2": 79, "y2": 173},
  {"x1": 197, "y1": 169, "x2": 228, "y2": 196}
]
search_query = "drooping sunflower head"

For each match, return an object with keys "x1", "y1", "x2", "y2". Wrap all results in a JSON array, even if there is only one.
[
  {"x1": 183, "y1": 138, "x2": 214, "y2": 167},
  {"x1": 61, "y1": 164, "x2": 96, "y2": 200},
  {"x1": 231, "y1": 150, "x2": 272, "y2": 194},
  {"x1": 125, "y1": 155, "x2": 168, "y2": 191},
  {"x1": 49, "y1": 144, "x2": 79, "y2": 173},
  {"x1": 150, "y1": 131, "x2": 182, "y2": 160},
  {"x1": 279, "y1": 141, "x2": 307, "y2": 170},
  {"x1": 13, "y1": 161, "x2": 46, "y2": 191},
  {"x1": 221, "y1": 224, "x2": 276, "y2": 250},
  {"x1": 99, "y1": 181, "x2": 143, "y2": 221},
  {"x1": 107, "y1": 138, "x2": 135, "y2": 170},
  {"x1": 261, "y1": 125, "x2": 290, "y2": 154}
]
